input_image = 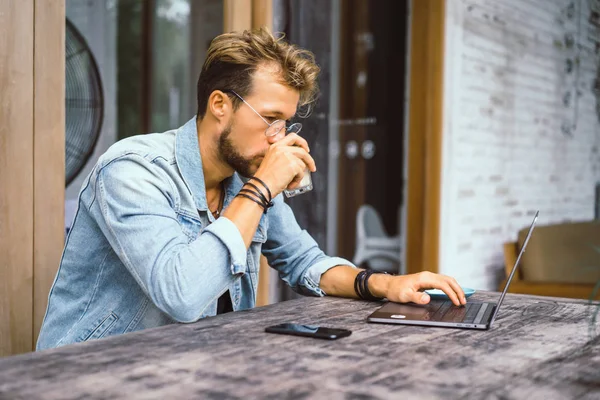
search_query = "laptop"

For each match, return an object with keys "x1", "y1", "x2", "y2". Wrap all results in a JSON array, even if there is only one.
[{"x1": 367, "y1": 210, "x2": 539, "y2": 330}]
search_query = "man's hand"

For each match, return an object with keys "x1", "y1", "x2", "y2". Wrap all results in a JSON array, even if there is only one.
[
  {"x1": 374, "y1": 271, "x2": 467, "y2": 306},
  {"x1": 320, "y1": 266, "x2": 467, "y2": 307},
  {"x1": 254, "y1": 133, "x2": 316, "y2": 197}
]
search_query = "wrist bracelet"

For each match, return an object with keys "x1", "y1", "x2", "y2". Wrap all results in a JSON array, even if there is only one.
[
  {"x1": 239, "y1": 186, "x2": 274, "y2": 210},
  {"x1": 242, "y1": 182, "x2": 270, "y2": 205},
  {"x1": 248, "y1": 176, "x2": 272, "y2": 202},
  {"x1": 236, "y1": 192, "x2": 273, "y2": 214},
  {"x1": 354, "y1": 269, "x2": 389, "y2": 301},
  {"x1": 363, "y1": 270, "x2": 383, "y2": 301}
]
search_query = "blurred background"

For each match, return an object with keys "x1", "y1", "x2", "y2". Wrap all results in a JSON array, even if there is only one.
[{"x1": 2, "y1": 0, "x2": 600, "y2": 356}]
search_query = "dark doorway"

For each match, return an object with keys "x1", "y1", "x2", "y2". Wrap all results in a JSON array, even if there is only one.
[{"x1": 335, "y1": 0, "x2": 409, "y2": 268}]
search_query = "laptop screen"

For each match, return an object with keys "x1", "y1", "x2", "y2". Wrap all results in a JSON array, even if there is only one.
[{"x1": 489, "y1": 210, "x2": 539, "y2": 325}]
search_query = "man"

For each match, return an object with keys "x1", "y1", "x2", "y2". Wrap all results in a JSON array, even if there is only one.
[{"x1": 37, "y1": 28, "x2": 465, "y2": 350}]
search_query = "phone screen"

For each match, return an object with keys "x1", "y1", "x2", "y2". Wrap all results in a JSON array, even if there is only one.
[{"x1": 265, "y1": 323, "x2": 352, "y2": 340}]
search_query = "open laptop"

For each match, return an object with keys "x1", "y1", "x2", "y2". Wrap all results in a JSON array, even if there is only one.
[{"x1": 367, "y1": 210, "x2": 539, "y2": 330}]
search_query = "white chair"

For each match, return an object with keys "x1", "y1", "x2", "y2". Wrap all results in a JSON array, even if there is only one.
[{"x1": 352, "y1": 204, "x2": 402, "y2": 273}]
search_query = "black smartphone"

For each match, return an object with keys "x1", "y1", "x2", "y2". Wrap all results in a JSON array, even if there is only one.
[{"x1": 265, "y1": 323, "x2": 352, "y2": 340}]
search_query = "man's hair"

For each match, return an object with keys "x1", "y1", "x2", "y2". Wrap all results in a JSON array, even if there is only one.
[{"x1": 196, "y1": 27, "x2": 320, "y2": 119}]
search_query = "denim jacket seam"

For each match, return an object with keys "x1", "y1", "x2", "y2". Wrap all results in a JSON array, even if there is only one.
[
  {"x1": 97, "y1": 167, "x2": 145, "y2": 286},
  {"x1": 96, "y1": 154, "x2": 181, "y2": 286},
  {"x1": 246, "y1": 252, "x2": 258, "y2": 301},
  {"x1": 55, "y1": 250, "x2": 112, "y2": 347},
  {"x1": 80, "y1": 167, "x2": 97, "y2": 210},
  {"x1": 148, "y1": 154, "x2": 173, "y2": 165},
  {"x1": 177, "y1": 208, "x2": 201, "y2": 222},
  {"x1": 80, "y1": 312, "x2": 119, "y2": 342},
  {"x1": 111, "y1": 153, "x2": 181, "y2": 211},
  {"x1": 124, "y1": 297, "x2": 150, "y2": 333}
]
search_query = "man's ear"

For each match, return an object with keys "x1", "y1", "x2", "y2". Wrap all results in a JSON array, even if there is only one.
[{"x1": 207, "y1": 90, "x2": 230, "y2": 122}]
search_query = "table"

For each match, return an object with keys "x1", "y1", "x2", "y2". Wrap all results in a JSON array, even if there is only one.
[{"x1": 0, "y1": 292, "x2": 599, "y2": 399}]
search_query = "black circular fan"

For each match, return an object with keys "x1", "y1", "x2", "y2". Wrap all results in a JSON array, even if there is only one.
[{"x1": 65, "y1": 18, "x2": 104, "y2": 186}]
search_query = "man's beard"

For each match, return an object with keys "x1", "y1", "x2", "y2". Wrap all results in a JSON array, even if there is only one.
[{"x1": 218, "y1": 122, "x2": 256, "y2": 178}]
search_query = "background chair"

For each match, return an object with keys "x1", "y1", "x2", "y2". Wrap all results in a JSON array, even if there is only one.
[{"x1": 353, "y1": 204, "x2": 402, "y2": 274}]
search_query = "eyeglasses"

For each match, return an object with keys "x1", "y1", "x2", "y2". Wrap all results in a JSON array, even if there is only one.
[{"x1": 225, "y1": 90, "x2": 302, "y2": 138}]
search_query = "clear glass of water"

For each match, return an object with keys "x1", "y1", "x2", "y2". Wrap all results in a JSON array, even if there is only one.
[
  {"x1": 281, "y1": 123, "x2": 313, "y2": 198},
  {"x1": 283, "y1": 168, "x2": 313, "y2": 198}
]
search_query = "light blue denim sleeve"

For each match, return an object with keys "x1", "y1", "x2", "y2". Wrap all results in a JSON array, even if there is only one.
[
  {"x1": 88, "y1": 155, "x2": 246, "y2": 322},
  {"x1": 262, "y1": 196, "x2": 356, "y2": 296}
]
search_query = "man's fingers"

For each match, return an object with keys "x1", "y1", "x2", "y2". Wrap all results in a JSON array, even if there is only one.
[
  {"x1": 275, "y1": 133, "x2": 310, "y2": 153},
  {"x1": 416, "y1": 272, "x2": 464, "y2": 306},
  {"x1": 287, "y1": 160, "x2": 309, "y2": 189},
  {"x1": 287, "y1": 146, "x2": 316, "y2": 172},
  {"x1": 446, "y1": 276, "x2": 466, "y2": 305},
  {"x1": 437, "y1": 282, "x2": 462, "y2": 306},
  {"x1": 398, "y1": 289, "x2": 430, "y2": 304}
]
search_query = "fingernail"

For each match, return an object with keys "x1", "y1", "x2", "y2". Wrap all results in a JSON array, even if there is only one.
[
  {"x1": 462, "y1": 297, "x2": 467, "y2": 303},
  {"x1": 420, "y1": 293, "x2": 429, "y2": 303}
]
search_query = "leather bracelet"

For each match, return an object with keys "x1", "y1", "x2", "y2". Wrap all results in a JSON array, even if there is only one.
[
  {"x1": 354, "y1": 270, "x2": 368, "y2": 300},
  {"x1": 235, "y1": 192, "x2": 273, "y2": 214},
  {"x1": 354, "y1": 270, "x2": 365, "y2": 299},
  {"x1": 363, "y1": 270, "x2": 386, "y2": 301},
  {"x1": 354, "y1": 269, "x2": 388, "y2": 301},
  {"x1": 242, "y1": 182, "x2": 270, "y2": 206},
  {"x1": 238, "y1": 186, "x2": 274, "y2": 210},
  {"x1": 248, "y1": 176, "x2": 272, "y2": 202}
]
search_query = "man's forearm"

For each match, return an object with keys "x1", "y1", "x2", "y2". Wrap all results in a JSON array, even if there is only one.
[
  {"x1": 319, "y1": 265, "x2": 390, "y2": 298},
  {"x1": 221, "y1": 196, "x2": 264, "y2": 248}
]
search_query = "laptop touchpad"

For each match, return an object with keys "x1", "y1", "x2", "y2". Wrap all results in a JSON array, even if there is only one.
[{"x1": 376, "y1": 301, "x2": 441, "y2": 320}]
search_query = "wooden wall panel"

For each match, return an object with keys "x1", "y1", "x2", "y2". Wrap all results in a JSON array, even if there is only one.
[
  {"x1": 224, "y1": 0, "x2": 252, "y2": 32},
  {"x1": 223, "y1": 0, "x2": 273, "y2": 306},
  {"x1": 0, "y1": 0, "x2": 35, "y2": 356},
  {"x1": 405, "y1": 0, "x2": 446, "y2": 275},
  {"x1": 252, "y1": 0, "x2": 272, "y2": 307},
  {"x1": 252, "y1": 0, "x2": 272, "y2": 29},
  {"x1": 33, "y1": 0, "x2": 65, "y2": 346}
]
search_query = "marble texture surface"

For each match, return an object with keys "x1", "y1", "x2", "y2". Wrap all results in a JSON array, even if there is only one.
[{"x1": 0, "y1": 292, "x2": 599, "y2": 399}]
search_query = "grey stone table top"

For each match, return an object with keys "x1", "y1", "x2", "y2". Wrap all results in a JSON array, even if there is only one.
[{"x1": 0, "y1": 291, "x2": 599, "y2": 399}]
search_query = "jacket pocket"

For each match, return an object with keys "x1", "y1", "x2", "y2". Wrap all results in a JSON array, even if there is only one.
[{"x1": 78, "y1": 312, "x2": 119, "y2": 342}]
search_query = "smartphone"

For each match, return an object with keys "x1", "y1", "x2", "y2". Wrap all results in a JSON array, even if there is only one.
[{"x1": 265, "y1": 323, "x2": 352, "y2": 340}]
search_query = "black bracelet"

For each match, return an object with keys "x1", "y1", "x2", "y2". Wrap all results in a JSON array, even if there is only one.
[
  {"x1": 236, "y1": 183, "x2": 275, "y2": 214},
  {"x1": 236, "y1": 193, "x2": 271, "y2": 214},
  {"x1": 248, "y1": 176, "x2": 272, "y2": 202},
  {"x1": 354, "y1": 270, "x2": 364, "y2": 299},
  {"x1": 354, "y1": 270, "x2": 367, "y2": 300},
  {"x1": 363, "y1": 270, "x2": 384, "y2": 301},
  {"x1": 239, "y1": 186, "x2": 274, "y2": 211},
  {"x1": 242, "y1": 182, "x2": 270, "y2": 205},
  {"x1": 354, "y1": 269, "x2": 388, "y2": 301}
]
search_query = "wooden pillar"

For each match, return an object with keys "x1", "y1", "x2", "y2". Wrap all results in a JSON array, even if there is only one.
[
  {"x1": 33, "y1": 0, "x2": 66, "y2": 347},
  {"x1": 251, "y1": 0, "x2": 273, "y2": 307},
  {"x1": 224, "y1": 0, "x2": 252, "y2": 32},
  {"x1": 223, "y1": 0, "x2": 273, "y2": 307},
  {"x1": 0, "y1": 0, "x2": 65, "y2": 357},
  {"x1": 0, "y1": 0, "x2": 35, "y2": 357},
  {"x1": 405, "y1": 0, "x2": 445, "y2": 275}
]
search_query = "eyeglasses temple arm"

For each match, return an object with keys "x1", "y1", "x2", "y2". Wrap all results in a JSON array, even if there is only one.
[{"x1": 227, "y1": 90, "x2": 271, "y2": 127}]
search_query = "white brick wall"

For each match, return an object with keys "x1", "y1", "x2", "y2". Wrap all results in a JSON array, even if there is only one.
[{"x1": 440, "y1": 0, "x2": 600, "y2": 289}]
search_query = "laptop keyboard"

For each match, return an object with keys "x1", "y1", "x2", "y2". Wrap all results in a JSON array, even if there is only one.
[{"x1": 431, "y1": 301, "x2": 482, "y2": 323}]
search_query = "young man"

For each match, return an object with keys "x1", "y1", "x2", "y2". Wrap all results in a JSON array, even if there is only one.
[{"x1": 37, "y1": 28, "x2": 465, "y2": 350}]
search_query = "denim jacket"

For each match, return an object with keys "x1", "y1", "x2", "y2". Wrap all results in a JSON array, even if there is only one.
[{"x1": 37, "y1": 117, "x2": 353, "y2": 350}]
